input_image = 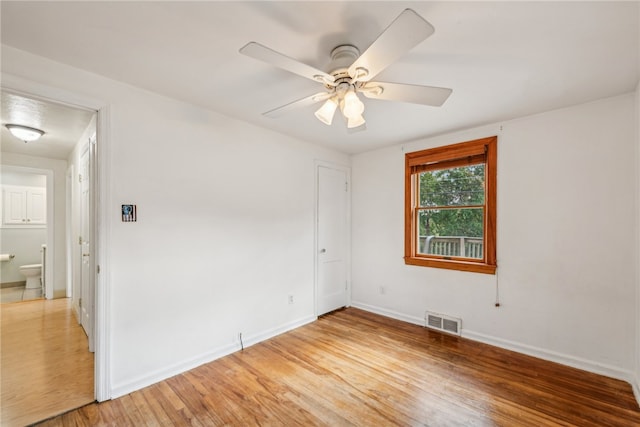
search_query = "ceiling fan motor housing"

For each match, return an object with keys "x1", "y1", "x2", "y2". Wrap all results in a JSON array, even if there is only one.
[{"x1": 328, "y1": 45, "x2": 360, "y2": 78}]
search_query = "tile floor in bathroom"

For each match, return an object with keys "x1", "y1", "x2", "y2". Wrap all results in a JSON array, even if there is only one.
[{"x1": 1, "y1": 286, "x2": 43, "y2": 304}]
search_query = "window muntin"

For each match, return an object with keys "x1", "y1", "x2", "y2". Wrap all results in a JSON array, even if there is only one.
[{"x1": 405, "y1": 136, "x2": 496, "y2": 274}]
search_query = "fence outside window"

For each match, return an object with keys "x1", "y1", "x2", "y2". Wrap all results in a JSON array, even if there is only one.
[{"x1": 419, "y1": 236, "x2": 483, "y2": 259}]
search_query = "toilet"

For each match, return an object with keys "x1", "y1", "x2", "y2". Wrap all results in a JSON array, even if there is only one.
[{"x1": 19, "y1": 264, "x2": 42, "y2": 289}]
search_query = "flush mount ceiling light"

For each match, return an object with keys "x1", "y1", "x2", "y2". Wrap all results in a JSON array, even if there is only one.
[
  {"x1": 5, "y1": 124, "x2": 45, "y2": 142},
  {"x1": 239, "y1": 9, "x2": 453, "y2": 132}
]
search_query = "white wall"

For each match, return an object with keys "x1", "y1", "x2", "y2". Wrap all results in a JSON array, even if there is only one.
[
  {"x1": 352, "y1": 94, "x2": 638, "y2": 383},
  {"x1": 1, "y1": 171, "x2": 46, "y2": 187},
  {"x1": 2, "y1": 46, "x2": 349, "y2": 397},
  {"x1": 0, "y1": 229, "x2": 46, "y2": 283},
  {"x1": 635, "y1": 6, "x2": 640, "y2": 402},
  {"x1": 635, "y1": 80, "x2": 640, "y2": 401},
  {"x1": 1, "y1": 154, "x2": 67, "y2": 297}
]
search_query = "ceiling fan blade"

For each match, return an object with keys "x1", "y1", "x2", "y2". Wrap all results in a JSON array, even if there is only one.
[
  {"x1": 263, "y1": 92, "x2": 331, "y2": 118},
  {"x1": 348, "y1": 9, "x2": 434, "y2": 82},
  {"x1": 361, "y1": 82, "x2": 452, "y2": 107},
  {"x1": 240, "y1": 42, "x2": 335, "y2": 85}
]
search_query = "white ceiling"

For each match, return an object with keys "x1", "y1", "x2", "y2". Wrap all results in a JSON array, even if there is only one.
[
  {"x1": 1, "y1": 1, "x2": 638, "y2": 154},
  {"x1": 1, "y1": 91, "x2": 95, "y2": 160}
]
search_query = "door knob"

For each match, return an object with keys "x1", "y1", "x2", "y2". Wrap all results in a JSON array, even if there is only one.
[
  {"x1": 319, "y1": 248, "x2": 326, "y2": 253},
  {"x1": 82, "y1": 253, "x2": 90, "y2": 257}
]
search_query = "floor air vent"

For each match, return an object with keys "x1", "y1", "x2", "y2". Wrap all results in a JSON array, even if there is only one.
[{"x1": 425, "y1": 311, "x2": 462, "y2": 336}]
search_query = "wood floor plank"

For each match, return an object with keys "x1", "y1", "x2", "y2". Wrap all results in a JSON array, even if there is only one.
[
  {"x1": 1, "y1": 298, "x2": 94, "y2": 427},
  {"x1": 118, "y1": 394, "x2": 152, "y2": 427},
  {"x1": 34, "y1": 307, "x2": 640, "y2": 426},
  {"x1": 137, "y1": 385, "x2": 177, "y2": 426}
]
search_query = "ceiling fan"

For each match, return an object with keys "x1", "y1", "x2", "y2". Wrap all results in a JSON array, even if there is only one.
[{"x1": 239, "y1": 8, "x2": 452, "y2": 130}]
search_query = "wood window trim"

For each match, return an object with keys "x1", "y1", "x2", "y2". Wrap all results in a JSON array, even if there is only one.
[{"x1": 404, "y1": 136, "x2": 497, "y2": 275}]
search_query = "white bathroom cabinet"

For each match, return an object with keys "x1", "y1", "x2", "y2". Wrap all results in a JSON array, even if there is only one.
[{"x1": 2, "y1": 185, "x2": 46, "y2": 226}]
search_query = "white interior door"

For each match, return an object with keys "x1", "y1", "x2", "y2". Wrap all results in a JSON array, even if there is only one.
[
  {"x1": 80, "y1": 146, "x2": 94, "y2": 351},
  {"x1": 317, "y1": 165, "x2": 349, "y2": 316}
]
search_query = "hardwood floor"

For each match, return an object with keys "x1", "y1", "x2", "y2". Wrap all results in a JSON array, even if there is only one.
[
  {"x1": 37, "y1": 308, "x2": 639, "y2": 426},
  {"x1": 1, "y1": 298, "x2": 94, "y2": 427}
]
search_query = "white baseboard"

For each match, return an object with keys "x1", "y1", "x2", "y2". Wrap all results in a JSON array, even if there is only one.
[
  {"x1": 352, "y1": 300, "x2": 638, "y2": 396},
  {"x1": 351, "y1": 301, "x2": 425, "y2": 327},
  {"x1": 462, "y1": 329, "x2": 635, "y2": 384},
  {"x1": 110, "y1": 315, "x2": 316, "y2": 398}
]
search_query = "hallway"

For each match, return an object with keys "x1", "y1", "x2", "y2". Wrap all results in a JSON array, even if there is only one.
[{"x1": 1, "y1": 298, "x2": 94, "y2": 426}]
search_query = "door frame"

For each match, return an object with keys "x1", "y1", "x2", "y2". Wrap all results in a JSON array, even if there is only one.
[
  {"x1": 78, "y1": 138, "x2": 96, "y2": 352},
  {"x1": 66, "y1": 164, "x2": 74, "y2": 299},
  {"x1": 2, "y1": 73, "x2": 112, "y2": 402},
  {"x1": 1, "y1": 165, "x2": 54, "y2": 299},
  {"x1": 314, "y1": 160, "x2": 351, "y2": 317}
]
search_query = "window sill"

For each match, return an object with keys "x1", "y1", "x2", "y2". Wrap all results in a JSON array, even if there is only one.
[{"x1": 404, "y1": 256, "x2": 496, "y2": 274}]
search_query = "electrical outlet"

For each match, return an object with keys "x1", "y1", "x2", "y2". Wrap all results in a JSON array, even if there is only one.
[{"x1": 288, "y1": 295, "x2": 294, "y2": 304}]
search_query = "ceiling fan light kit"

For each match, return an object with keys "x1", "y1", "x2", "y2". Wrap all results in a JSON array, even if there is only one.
[
  {"x1": 347, "y1": 114, "x2": 366, "y2": 129},
  {"x1": 314, "y1": 98, "x2": 339, "y2": 125},
  {"x1": 342, "y1": 89, "x2": 365, "y2": 119},
  {"x1": 5, "y1": 124, "x2": 45, "y2": 142},
  {"x1": 239, "y1": 8, "x2": 453, "y2": 132}
]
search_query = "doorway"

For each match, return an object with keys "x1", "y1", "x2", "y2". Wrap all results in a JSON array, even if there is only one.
[
  {"x1": 315, "y1": 162, "x2": 351, "y2": 316},
  {"x1": 0, "y1": 167, "x2": 51, "y2": 303},
  {"x1": 0, "y1": 87, "x2": 101, "y2": 423}
]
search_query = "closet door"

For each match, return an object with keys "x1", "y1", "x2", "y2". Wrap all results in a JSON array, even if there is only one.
[{"x1": 316, "y1": 164, "x2": 350, "y2": 316}]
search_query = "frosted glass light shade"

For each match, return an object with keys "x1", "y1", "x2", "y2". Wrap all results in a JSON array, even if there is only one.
[
  {"x1": 347, "y1": 114, "x2": 366, "y2": 129},
  {"x1": 342, "y1": 90, "x2": 365, "y2": 119},
  {"x1": 314, "y1": 98, "x2": 338, "y2": 125},
  {"x1": 6, "y1": 124, "x2": 44, "y2": 142}
]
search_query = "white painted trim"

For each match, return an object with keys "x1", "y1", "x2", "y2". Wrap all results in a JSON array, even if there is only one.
[
  {"x1": 110, "y1": 315, "x2": 317, "y2": 399},
  {"x1": 1, "y1": 74, "x2": 105, "y2": 113},
  {"x1": 314, "y1": 160, "x2": 352, "y2": 316},
  {"x1": 0, "y1": 165, "x2": 54, "y2": 299},
  {"x1": 351, "y1": 301, "x2": 425, "y2": 327},
  {"x1": 352, "y1": 301, "x2": 637, "y2": 388},
  {"x1": 461, "y1": 329, "x2": 635, "y2": 384},
  {"x1": 1, "y1": 73, "x2": 112, "y2": 401},
  {"x1": 94, "y1": 105, "x2": 111, "y2": 402},
  {"x1": 65, "y1": 165, "x2": 73, "y2": 298}
]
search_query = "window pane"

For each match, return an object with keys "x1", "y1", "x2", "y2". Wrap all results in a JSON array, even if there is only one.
[
  {"x1": 417, "y1": 208, "x2": 484, "y2": 259},
  {"x1": 419, "y1": 164, "x2": 485, "y2": 207}
]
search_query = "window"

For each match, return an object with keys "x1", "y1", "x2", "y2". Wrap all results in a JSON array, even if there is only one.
[{"x1": 404, "y1": 136, "x2": 497, "y2": 274}]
